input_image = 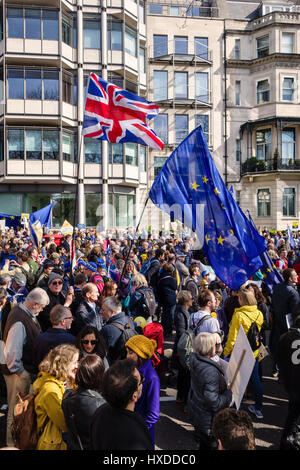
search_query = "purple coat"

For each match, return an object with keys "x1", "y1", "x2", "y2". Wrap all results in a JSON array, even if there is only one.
[{"x1": 136, "y1": 359, "x2": 160, "y2": 447}]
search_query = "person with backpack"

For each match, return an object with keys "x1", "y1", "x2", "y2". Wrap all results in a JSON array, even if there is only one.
[
  {"x1": 144, "y1": 248, "x2": 164, "y2": 300},
  {"x1": 184, "y1": 264, "x2": 201, "y2": 313},
  {"x1": 223, "y1": 287, "x2": 264, "y2": 419},
  {"x1": 157, "y1": 263, "x2": 178, "y2": 337},
  {"x1": 189, "y1": 289, "x2": 222, "y2": 337},
  {"x1": 129, "y1": 274, "x2": 156, "y2": 321},
  {"x1": 125, "y1": 335, "x2": 160, "y2": 448},
  {"x1": 100, "y1": 296, "x2": 137, "y2": 364}
]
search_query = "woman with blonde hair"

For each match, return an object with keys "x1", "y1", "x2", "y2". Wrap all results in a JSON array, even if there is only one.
[
  {"x1": 129, "y1": 274, "x2": 155, "y2": 320},
  {"x1": 33, "y1": 344, "x2": 79, "y2": 450},
  {"x1": 118, "y1": 260, "x2": 137, "y2": 314},
  {"x1": 224, "y1": 287, "x2": 264, "y2": 419}
]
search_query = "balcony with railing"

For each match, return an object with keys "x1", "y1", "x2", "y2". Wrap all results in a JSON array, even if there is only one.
[
  {"x1": 241, "y1": 156, "x2": 300, "y2": 175},
  {"x1": 149, "y1": 37, "x2": 213, "y2": 64}
]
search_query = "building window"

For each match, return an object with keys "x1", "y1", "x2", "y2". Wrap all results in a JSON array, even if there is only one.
[
  {"x1": 257, "y1": 189, "x2": 271, "y2": 217},
  {"x1": 283, "y1": 188, "x2": 295, "y2": 216},
  {"x1": 84, "y1": 20, "x2": 101, "y2": 49},
  {"x1": 175, "y1": 72, "x2": 188, "y2": 99},
  {"x1": 139, "y1": 1, "x2": 145, "y2": 23},
  {"x1": 170, "y1": 6, "x2": 180, "y2": 15},
  {"x1": 139, "y1": 146, "x2": 146, "y2": 172},
  {"x1": 25, "y1": 9, "x2": 41, "y2": 39},
  {"x1": 111, "y1": 143, "x2": 123, "y2": 164},
  {"x1": 43, "y1": 130, "x2": 59, "y2": 160},
  {"x1": 125, "y1": 26, "x2": 137, "y2": 57},
  {"x1": 7, "y1": 8, "x2": 24, "y2": 38},
  {"x1": 234, "y1": 39, "x2": 240, "y2": 59},
  {"x1": 153, "y1": 35, "x2": 167, "y2": 57},
  {"x1": 282, "y1": 128, "x2": 295, "y2": 164},
  {"x1": 7, "y1": 69, "x2": 24, "y2": 99},
  {"x1": 84, "y1": 137, "x2": 102, "y2": 163},
  {"x1": 139, "y1": 47, "x2": 146, "y2": 74},
  {"x1": 195, "y1": 37, "x2": 208, "y2": 60},
  {"x1": 235, "y1": 80, "x2": 241, "y2": 106},
  {"x1": 8, "y1": 129, "x2": 24, "y2": 159},
  {"x1": 282, "y1": 33, "x2": 294, "y2": 53},
  {"x1": 43, "y1": 70, "x2": 59, "y2": 100},
  {"x1": 236, "y1": 139, "x2": 241, "y2": 162},
  {"x1": 257, "y1": 79, "x2": 270, "y2": 104},
  {"x1": 154, "y1": 156, "x2": 166, "y2": 177},
  {"x1": 125, "y1": 143, "x2": 138, "y2": 166},
  {"x1": 85, "y1": 194, "x2": 102, "y2": 227},
  {"x1": 153, "y1": 71, "x2": 168, "y2": 101},
  {"x1": 195, "y1": 115, "x2": 209, "y2": 143},
  {"x1": 256, "y1": 129, "x2": 271, "y2": 161},
  {"x1": 62, "y1": 132, "x2": 73, "y2": 162},
  {"x1": 282, "y1": 77, "x2": 294, "y2": 101},
  {"x1": 175, "y1": 115, "x2": 188, "y2": 143},
  {"x1": 149, "y1": 4, "x2": 163, "y2": 14},
  {"x1": 109, "y1": 193, "x2": 136, "y2": 227},
  {"x1": 62, "y1": 15, "x2": 72, "y2": 46},
  {"x1": 153, "y1": 114, "x2": 168, "y2": 144},
  {"x1": 195, "y1": 72, "x2": 208, "y2": 103},
  {"x1": 26, "y1": 129, "x2": 42, "y2": 160},
  {"x1": 257, "y1": 36, "x2": 269, "y2": 58},
  {"x1": 107, "y1": 21, "x2": 122, "y2": 50},
  {"x1": 174, "y1": 36, "x2": 188, "y2": 54},
  {"x1": 26, "y1": 70, "x2": 42, "y2": 100},
  {"x1": 42, "y1": 10, "x2": 58, "y2": 41}
]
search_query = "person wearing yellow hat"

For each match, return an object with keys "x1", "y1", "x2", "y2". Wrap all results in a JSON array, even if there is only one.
[{"x1": 125, "y1": 335, "x2": 160, "y2": 448}]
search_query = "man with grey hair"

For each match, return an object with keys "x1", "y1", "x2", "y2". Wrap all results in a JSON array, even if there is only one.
[
  {"x1": 33, "y1": 304, "x2": 76, "y2": 369},
  {"x1": 100, "y1": 296, "x2": 137, "y2": 364},
  {"x1": 0, "y1": 287, "x2": 50, "y2": 446}
]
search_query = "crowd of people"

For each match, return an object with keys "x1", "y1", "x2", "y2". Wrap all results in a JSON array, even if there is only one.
[{"x1": 0, "y1": 223, "x2": 300, "y2": 451}]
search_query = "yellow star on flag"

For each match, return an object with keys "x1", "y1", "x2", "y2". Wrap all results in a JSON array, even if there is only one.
[
  {"x1": 205, "y1": 234, "x2": 211, "y2": 244},
  {"x1": 214, "y1": 187, "x2": 220, "y2": 195},
  {"x1": 221, "y1": 203, "x2": 226, "y2": 210},
  {"x1": 191, "y1": 181, "x2": 200, "y2": 191},
  {"x1": 202, "y1": 176, "x2": 209, "y2": 184},
  {"x1": 229, "y1": 229, "x2": 234, "y2": 236},
  {"x1": 217, "y1": 235, "x2": 225, "y2": 245}
]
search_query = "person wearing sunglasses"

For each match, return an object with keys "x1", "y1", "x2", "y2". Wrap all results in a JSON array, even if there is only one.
[
  {"x1": 75, "y1": 325, "x2": 108, "y2": 368},
  {"x1": 38, "y1": 272, "x2": 74, "y2": 333}
]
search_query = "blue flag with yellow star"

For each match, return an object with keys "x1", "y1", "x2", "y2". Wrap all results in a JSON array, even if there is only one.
[
  {"x1": 287, "y1": 225, "x2": 295, "y2": 250},
  {"x1": 29, "y1": 203, "x2": 53, "y2": 247},
  {"x1": 0, "y1": 213, "x2": 21, "y2": 231},
  {"x1": 149, "y1": 126, "x2": 267, "y2": 290}
]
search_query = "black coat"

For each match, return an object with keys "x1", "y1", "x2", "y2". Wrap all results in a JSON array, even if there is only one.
[
  {"x1": 90, "y1": 403, "x2": 153, "y2": 450},
  {"x1": 62, "y1": 387, "x2": 106, "y2": 450},
  {"x1": 187, "y1": 352, "x2": 232, "y2": 436},
  {"x1": 157, "y1": 274, "x2": 177, "y2": 306},
  {"x1": 173, "y1": 304, "x2": 190, "y2": 357},
  {"x1": 71, "y1": 299, "x2": 102, "y2": 336},
  {"x1": 38, "y1": 288, "x2": 68, "y2": 332},
  {"x1": 271, "y1": 282, "x2": 300, "y2": 334},
  {"x1": 278, "y1": 328, "x2": 300, "y2": 402}
]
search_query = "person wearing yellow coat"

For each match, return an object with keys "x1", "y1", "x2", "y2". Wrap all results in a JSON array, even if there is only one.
[
  {"x1": 33, "y1": 343, "x2": 79, "y2": 450},
  {"x1": 223, "y1": 287, "x2": 264, "y2": 419}
]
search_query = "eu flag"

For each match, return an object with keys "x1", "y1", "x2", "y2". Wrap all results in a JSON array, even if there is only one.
[
  {"x1": 287, "y1": 225, "x2": 295, "y2": 250},
  {"x1": 149, "y1": 126, "x2": 267, "y2": 290},
  {"x1": 29, "y1": 203, "x2": 53, "y2": 247}
]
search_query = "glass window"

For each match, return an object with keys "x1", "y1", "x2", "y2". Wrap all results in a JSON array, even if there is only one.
[
  {"x1": 170, "y1": 6, "x2": 180, "y2": 15},
  {"x1": 125, "y1": 143, "x2": 138, "y2": 166},
  {"x1": 7, "y1": 69, "x2": 24, "y2": 99},
  {"x1": 174, "y1": 36, "x2": 188, "y2": 54},
  {"x1": 282, "y1": 129, "x2": 295, "y2": 164},
  {"x1": 85, "y1": 194, "x2": 102, "y2": 227},
  {"x1": 8, "y1": 129, "x2": 24, "y2": 159},
  {"x1": 110, "y1": 143, "x2": 122, "y2": 164},
  {"x1": 153, "y1": 71, "x2": 168, "y2": 101},
  {"x1": 282, "y1": 77, "x2": 294, "y2": 101},
  {"x1": 62, "y1": 132, "x2": 73, "y2": 161},
  {"x1": 84, "y1": 137, "x2": 102, "y2": 163},
  {"x1": 257, "y1": 79, "x2": 270, "y2": 104},
  {"x1": 257, "y1": 36, "x2": 269, "y2": 58},
  {"x1": 175, "y1": 72, "x2": 188, "y2": 99},
  {"x1": 195, "y1": 37, "x2": 208, "y2": 60},
  {"x1": 256, "y1": 129, "x2": 271, "y2": 161},
  {"x1": 7, "y1": 8, "x2": 24, "y2": 39},
  {"x1": 283, "y1": 188, "x2": 295, "y2": 216},
  {"x1": 43, "y1": 70, "x2": 59, "y2": 100},
  {"x1": 257, "y1": 188, "x2": 271, "y2": 217},
  {"x1": 140, "y1": 47, "x2": 146, "y2": 74},
  {"x1": 235, "y1": 80, "x2": 241, "y2": 106},
  {"x1": 114, "y1": 194, "x2": 135, "y2": 227},
  {"x1": 175, "y1": 115, "x2": 188, "y2": 143},
  {"x1": 26, "y1": 70, "x2": 42, "y2": 100},
  {"x1": 43, "y1": 130, "x2": 59, "y2": 160},
  {"x1": 84, "y1": 20, "x2": 101, "y2": 49},
  {"x1": 234, "y1": 39, "x2": 240, "y2": 59},
  {"x1": 125, "y1": 26, "x2": 137, "y2": 57},
  {"x1": 62, "y1": 15, "x2": 72, "y2": 46},
  {"x1": 107, "y1": 21, "x2": 122, "y2": 50},
  {"x1": 26, "y1": 129, "x2": 42, "y2": 160},
  {"x1": 195, "y1": 72, "x2": 208, "y2": 102},
  {"x1": 42, "y1": 10, "x2": 58, "y2": 40},
  {"x1": 62, "y1": 73, "x2": 72, "y2": 104},
  {"x1": 25, "y1": 9, "x2": 41, "y2": 39},
  {"x1": 149, "y1": 4, "x2": 163, "y2": 14},
  {"x1": 153, "y1": 35, "x2": 167, "y2": 57},
  {"x1": 195, "y1": 115, "x2": 209, "y2": 142},
  {"x1": 153, "y1": 114, "x2": 168, "y2": 144},
  {"x1": 0, "y1": 127, "x2": 3, "y2": 162},
  {"x1": 52, "y1": 193, "x2": 76, "y2": 227},
  {"x1": 236, "y1": 139, "x2": 241, "y2": 162},
  {"x1": 282, "y1": 33, "x2": 294, "y2": 53},
  {"x1": 139, "y1": 1, "x2": 145, "y2": 23},
  {"x1": 154, "y1": 156, "x2": 166, "y2": 177},
  {"x1": 139, "y1": 146, "x2": 146, "y2": 172}
]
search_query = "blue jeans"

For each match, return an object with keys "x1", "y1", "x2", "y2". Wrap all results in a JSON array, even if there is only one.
[{"x1": 249, "y1": 358, "x2": 263, "y2": 411}]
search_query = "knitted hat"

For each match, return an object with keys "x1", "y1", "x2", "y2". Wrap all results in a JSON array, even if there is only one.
[
  {"x1": 48, "y1": 272, "x2": 63, "y2": 284},
  {"x1": 125, "y1": 335, "x2": 157, "y2": 359},
  {"x1": 96, "y1": 258, "x2": 106, "y2": 268}
]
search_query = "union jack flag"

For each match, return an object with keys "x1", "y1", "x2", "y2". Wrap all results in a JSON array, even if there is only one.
[{"x1": 82, "y1": 73, "x2": 164, "y2": 150}]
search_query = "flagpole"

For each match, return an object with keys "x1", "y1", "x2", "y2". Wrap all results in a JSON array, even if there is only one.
[{"x1": 118, "y1": 196, "x2": 149, "y2": 287}]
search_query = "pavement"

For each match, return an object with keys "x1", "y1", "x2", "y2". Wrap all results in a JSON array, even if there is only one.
[{"x1": 0, "y1": 333, "x2": 289, "y2": 451}]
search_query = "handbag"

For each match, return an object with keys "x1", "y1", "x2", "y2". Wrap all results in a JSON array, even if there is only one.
[{"x1": 121, "y1": 278, "x2": 133, "y2": 309}]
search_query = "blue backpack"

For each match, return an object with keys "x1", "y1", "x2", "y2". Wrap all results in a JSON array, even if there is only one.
[{"x1": 140, "y1": 258, "x2": 159, "y2": 276}]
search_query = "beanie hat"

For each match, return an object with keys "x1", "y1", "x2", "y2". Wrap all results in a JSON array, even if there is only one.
[
  {"x1": 48, "y1": 272, "x2": 63, "y2": 284},
  {"x1": 125, "y1": 335, "x2": 157, "y2": 359},
  {"x1": 133, "y1": 316, "x2": 147, "y2": 330}
]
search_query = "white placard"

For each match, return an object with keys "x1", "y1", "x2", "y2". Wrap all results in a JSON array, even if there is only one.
[{"x1": 225, "y1": 325, "x2": 256, "y2": 410}]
